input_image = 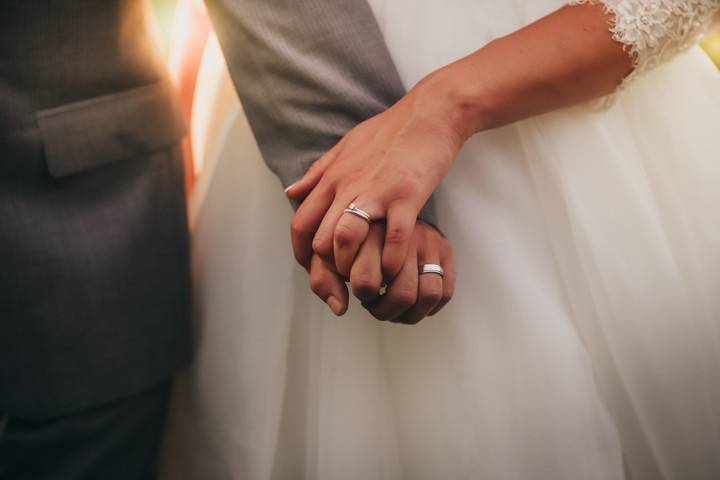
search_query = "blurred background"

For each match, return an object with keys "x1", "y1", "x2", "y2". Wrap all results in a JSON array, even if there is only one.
[
  {"x1": 149, "y1": 0, "x2": 720, "y2": 72},
  {"x1": 148, "y1": 0, "x2": 720, "y2": 194}
]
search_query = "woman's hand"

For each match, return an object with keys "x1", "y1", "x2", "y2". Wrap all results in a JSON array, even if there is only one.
[
  {"x1": 286, "y1": 69, "x2": 472, "y2": 281},
  {"x1": 286, "y1": 3, "x2": 635, "y2": 279},
  {"x1": 289, "y1": 3, "x2": 635, "y2": 282}
]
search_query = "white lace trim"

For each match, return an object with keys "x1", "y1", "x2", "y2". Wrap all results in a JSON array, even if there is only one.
[{"x1": 570, "y1": 0, "x2": 719, "y2": 97}]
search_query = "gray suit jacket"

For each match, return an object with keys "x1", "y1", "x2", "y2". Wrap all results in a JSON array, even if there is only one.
[
  {"x1": 205, "y1": 0, "x2": 437, "y2": 223},
  {"x1": 0, "y1": 1, "x2": 192, "y2": 419}
]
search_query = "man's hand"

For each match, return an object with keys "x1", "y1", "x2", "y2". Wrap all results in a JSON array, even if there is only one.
[{"x1": 308, "y1": 221, "x2": 455, "y2": 324}]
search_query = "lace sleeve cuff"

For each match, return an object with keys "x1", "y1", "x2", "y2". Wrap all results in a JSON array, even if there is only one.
[{"x1": 570, "y1": 0, "x2": 720, "y2": 88}]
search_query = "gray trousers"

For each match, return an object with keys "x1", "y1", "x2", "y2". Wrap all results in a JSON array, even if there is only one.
[{"x1": 0, "y1": 380, "x2": 171, "y2": 480}]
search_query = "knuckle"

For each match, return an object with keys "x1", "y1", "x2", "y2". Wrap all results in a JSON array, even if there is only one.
[
  {"x1": 293, "y1": 250, "x2": 307, "y2": 266},
  {"x1": 309, "y1": 277, "x2": 325, "y2": 296},
  {"x1": 352, "y1": 275, "x2": 380, "y2": 299},
  {"x1": 290, "y1": 217, "x2": 308, "y2": 239},
  {"x1": 422, "y1": 285, "x2": 444, "y2": 305},
  {"x1": 312, "y1": 236, "x2": 330, "y2": 256},
  {"x1": 365, "y1": 305, "x2": 388, "y2": 321},
  {"x1": 387, "y1": 177, "x2": 424, "y2": 205},
  {"x1": 389, "y1": 289, "x2": 417, "y2": 309},
  {"x1": 398, "y1": 179, "x2": 421, "y2": 198},
  {"x1": 353, "y1": 271, "x2": 378, "y2": 290},
  {"x1": 334, "y1": 223, "x2": 357, "y2": 248},
  {"x1": 385, "y1": 225, "x2": 408, "y2": 246},
  {"x1": 415, "y1": 226, "x2": 430, "y2": 244}
]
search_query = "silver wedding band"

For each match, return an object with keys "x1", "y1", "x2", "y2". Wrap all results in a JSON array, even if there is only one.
[
  {"x1": 343, "y1": 203, "x2": 371, "y2": 223},
  {"x1": 420, "y1": 264, "x2": 444, "y2": 277}
]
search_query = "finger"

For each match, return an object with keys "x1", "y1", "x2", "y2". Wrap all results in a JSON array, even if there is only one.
[
  {"x1": 312, "y1": 193, "x2": 355, "y2": 264},
  {"x1": 365, "y1": 245, "x2": 418, "y2": 322},
  {"x1": 333, "y1": 208, "x2": 371, "y2": 278},
  {"x1": 291, "y1": 185, "x2": 334, "y2": 268},
  {"x1": 381, "y1": 202, "x2": 418, "y2": 281},
  {"x1": 332, "y1": 196, "x2": 385, "y2": 275},
  {"x1": 349, "y1": 223, "x2": 385, "y2": 303},
  {"x1": 309, "y1": 254, "x2": 349, "y2": 316},
  {"x1": 285, "y1": 138, "x2": 345, "y2": 201},
  {"x1": 429, "y1": 249, "x2": 456, "y2": 316},
  {"x1": 396, "y1": 244, "x2": 443, "y2": 325}
]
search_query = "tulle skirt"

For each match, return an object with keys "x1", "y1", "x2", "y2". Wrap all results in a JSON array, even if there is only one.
[{"x1": 160, "y1": 21, "x2": 720, "y2": 480}]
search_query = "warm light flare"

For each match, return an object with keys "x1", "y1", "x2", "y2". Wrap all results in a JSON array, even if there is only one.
[
  {"x1": 701, "y1": 29, "x2": 720, "y2": 68},
  {"x1": 167, "y1": 0, "x2": 207, "y2": 83},
  {"x1": 162, "y1": 0, "x2": 211, "y2": 194}
]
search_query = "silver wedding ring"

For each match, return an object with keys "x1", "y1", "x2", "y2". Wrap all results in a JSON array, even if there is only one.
[
  {"x1": 343, "y1": 202, "x2": 371, "y2": 223},
  {"x1": 420, "y1": 264, "x2": 445, "y2": 277}
]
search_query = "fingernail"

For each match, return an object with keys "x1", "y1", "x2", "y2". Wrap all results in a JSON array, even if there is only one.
[
  {"x1": 284, "y1": 183, "x2": 296, "y2": 194},
  {"x1": 326, "y1": 296, "x2": 343, "y2": 315}
]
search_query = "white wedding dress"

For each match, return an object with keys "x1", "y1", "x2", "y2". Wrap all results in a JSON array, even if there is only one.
[{"x1": 160, "y1": 2, "x2": 720, "y2": 479}]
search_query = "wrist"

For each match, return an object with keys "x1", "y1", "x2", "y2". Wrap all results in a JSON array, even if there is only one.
[{"x1": 416, "y1": 62, "x2": 490, "y2": 143}]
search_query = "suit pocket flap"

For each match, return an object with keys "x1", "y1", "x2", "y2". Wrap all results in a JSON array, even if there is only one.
[{"x1": 35, "y1": 81, "x2": 186, "y2": 177}]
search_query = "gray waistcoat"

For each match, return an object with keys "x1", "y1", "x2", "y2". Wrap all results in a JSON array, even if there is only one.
[{"x1": 0, "y1": 0, "x2": 192, "y2": 419}]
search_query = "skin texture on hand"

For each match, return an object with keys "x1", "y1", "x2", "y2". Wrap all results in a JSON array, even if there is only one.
[
  {"x1": 287, "y1": 85, "x2": 463, "y2": 281},
  {"x1": 286, "y1": 3, "x2": 632, "y2": 291},
  {"x1": 308, "y1": 221, "x2": 455, "y2": 324}
]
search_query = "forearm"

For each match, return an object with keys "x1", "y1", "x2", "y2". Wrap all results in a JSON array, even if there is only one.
[{"x1": 422, "y1": 4, "x2": 634, "y2": 140}]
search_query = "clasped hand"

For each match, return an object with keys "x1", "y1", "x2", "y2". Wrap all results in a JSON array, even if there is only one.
[{"x1": 285, "y1": 69, "x2": 472, "y2": 323}]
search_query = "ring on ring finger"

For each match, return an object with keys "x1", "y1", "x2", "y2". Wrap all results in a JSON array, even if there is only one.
[
  {"x1": 343, "y1": 203, "x2": 372, "y2": 223},
  {"x1": 419, "y1": 263, "x2": 444, "y2": 277}
]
